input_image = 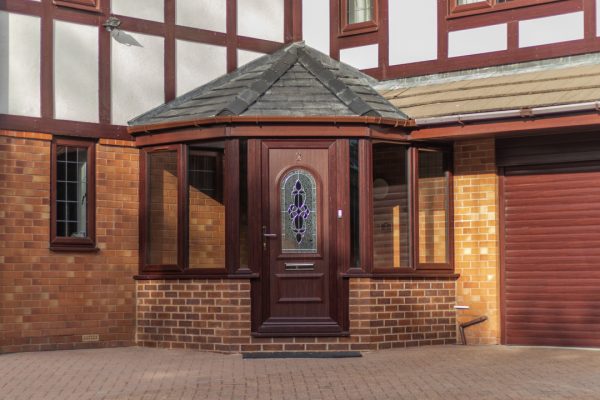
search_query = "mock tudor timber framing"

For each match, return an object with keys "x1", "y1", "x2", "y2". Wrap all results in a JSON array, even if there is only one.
[{"x1": 0, "y1": 0, "x2": 302, "y2": 140}]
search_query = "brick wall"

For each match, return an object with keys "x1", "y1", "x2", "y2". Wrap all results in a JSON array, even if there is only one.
[
  {"x1": 136, "y1": 278, "x2": 456, "y2": 351},
  {"x1": 453, "y1": 139, "x2": 499, "y2": 344},
  {"x1": 0, "y1": 131, "x2": 139, "y2": 353}
]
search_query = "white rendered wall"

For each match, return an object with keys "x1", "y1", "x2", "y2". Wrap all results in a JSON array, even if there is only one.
[
  {"x1": 340, "y1": 44, "x2": 379, "y2": 70},
  {"x1": 176, "y1": 0, "x2": 226, "y2": 32},
  {"x1": 302, "y1": 0, "x2": 330, "y2": 55},
  {"x1": 111, "y1": 32, "x2": 164, "y2": 125},
  {"x1": 237, "y1": 0, "x2": 284, "y2": 42},
  {"x1": 176, "y1": 40, "x2": 227, "y2": 96},
  {"x1": 389, "y1": 0, "x2": 437, "y2": 65},
  {"x1": 237, "y1": 49, "x2": 265, "y2": 67},
  {"x1": 0, "y1": 12, "x2": 41, "y2": 117},
  {"x1": 54, "y1": 21, "x2": 98, "y2": 123},
  {"x1": 519, "y1": 12, "x2": 584, "y2": 47},
  {"x1": 112, "y1": 0, "x2": 164, "y2": 22},
  {"x1": 597, "y1": 0, "x2": 600, "y2": 36},
  {"x1": 448, "y1": 24, "x2": 507, "y2": 57}
]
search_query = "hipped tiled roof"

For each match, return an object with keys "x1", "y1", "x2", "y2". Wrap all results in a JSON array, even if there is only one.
[
  {"x1": 379, "y1": 63, "x2": 600, "y2": 119},
  {"x1": 129, "y1": 42, "x2": 407, "y2": 126}
]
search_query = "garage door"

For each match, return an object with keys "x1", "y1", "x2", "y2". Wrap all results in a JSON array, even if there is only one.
[{"x1": 503, "y1": 163, "x2": 600, "y2": 347}]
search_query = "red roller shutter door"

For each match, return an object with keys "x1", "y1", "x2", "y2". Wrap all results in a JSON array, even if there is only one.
[{"x1": 503, "y1": 163, "x2": 600, "y2": 347}]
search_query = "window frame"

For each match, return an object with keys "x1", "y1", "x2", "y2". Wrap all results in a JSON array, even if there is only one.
[
  {"x1": 50, "y1": 137, "x2": 97, "y2": 252},
  {"x1": 361, "y1": 142, "x2": 454, "y2": 275},
  {"x1": 448, "y1": 0, "x2": 566, "y2": 18},
  {"x1": 413, "y1": 146, "x2": 454, "y2": 271},
  {"x1": 138, "y1": 141, "x2": 241, "y2": 277},
  {"x1": 340, "y1": 0, "x2": 379, "y2": 37},
  {"x1": 140, "y1": 144, "x2": 185, "y2": 273}
]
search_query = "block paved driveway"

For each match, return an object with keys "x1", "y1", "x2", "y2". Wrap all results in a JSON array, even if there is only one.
[{"x1": 2, "y1": 345, "x2": 600, "y2": 400}]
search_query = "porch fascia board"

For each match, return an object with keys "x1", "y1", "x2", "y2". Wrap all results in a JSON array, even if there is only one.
[{"x1": 411, "y1": 111, "x2": 600, "y2": 141}]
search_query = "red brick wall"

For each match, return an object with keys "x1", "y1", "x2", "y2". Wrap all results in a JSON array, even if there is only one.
[
  {"x1": 136, "y1": 278, "x2": 456, "y2": 351},
  {"x1": 453, "y1": 139, "x2": 499, "y2": 344},
  {"x1": 0, "y1": 131, "x2": 139, "y2": 353}
]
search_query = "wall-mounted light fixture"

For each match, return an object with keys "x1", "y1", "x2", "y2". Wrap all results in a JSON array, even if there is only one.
[{"x1": 103, "y1": 16, "x2": 142, "y2": 47}]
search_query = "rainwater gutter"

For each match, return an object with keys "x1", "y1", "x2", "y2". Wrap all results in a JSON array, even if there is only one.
[{"x1": 413, "y1": 101, "x2": 600, "y2": 127}]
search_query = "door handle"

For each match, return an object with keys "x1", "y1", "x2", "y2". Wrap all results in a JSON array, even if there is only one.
[{"x1": 262, "y1": 226, "x2": 277, "y2": 250}]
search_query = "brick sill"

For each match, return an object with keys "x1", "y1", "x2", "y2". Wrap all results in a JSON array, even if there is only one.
[
  {"x1": 343, "y1": 272, "x2": 460, "y2": 280},
  {"x1": 134, "y1": 272, "x2": 260, "y2": 280},
  {"x1": 49, "y1": 246, "x2": 100, "y2": 253}
]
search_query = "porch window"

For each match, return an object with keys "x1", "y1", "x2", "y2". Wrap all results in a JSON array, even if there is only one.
[
  {"x1": 146, "y1": 149, "x2": 179, "y2": 266},
  {"x1": 371, "y1": 142, "x2": 410, "y2": 269},
  {"x1": 417, "y1": 149, "x2": 451, "y2": 267},
  {"x1": 188, "y1": 147, "x2": 225, "y2": 269},
  {"x1": 341, "y1": 0, "x2": 378, "y2": 36},
  {"x1": 140, "y1": 141, "x2": 235, "y2": 275},
  {"x1": 50, "y1": 138, "x2": 96, "y2": 251}
]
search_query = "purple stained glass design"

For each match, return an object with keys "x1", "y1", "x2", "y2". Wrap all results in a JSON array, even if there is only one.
[
  {"x1": 280, "y1": 169, "x2": 317, "y2": 254},
  {"x1": 288, "y1": 178, "x2": 311, "y2": 244}
]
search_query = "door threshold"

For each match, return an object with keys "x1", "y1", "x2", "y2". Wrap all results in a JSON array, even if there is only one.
[{"x1": 243, "y1": 351, "x2": 362, "y2": 359}]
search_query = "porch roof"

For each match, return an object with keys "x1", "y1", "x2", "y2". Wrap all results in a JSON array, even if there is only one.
[
  {"x1": 129, "y1": 42, "x2": 407, "y2": 129},
  {"x1": 378, "y1": 60, "x2": 600, "y2": 120}
]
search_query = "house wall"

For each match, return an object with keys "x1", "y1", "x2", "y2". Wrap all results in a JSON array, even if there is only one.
[
  {"x1": 0, "y1": 130, "x2": 139, "y2": 354},
  {"x1": 453, "y1": 139, "x2": 500, "y2": 345},
  {"x1": 0, "y1": 0, "x2": 292, "y2": 137},
  {"x1": 136, "y1": 278, "x2": 456, "y2": 351},
  {"x1": 323, "y1": 0, "x2": 600, "y2": 79}
]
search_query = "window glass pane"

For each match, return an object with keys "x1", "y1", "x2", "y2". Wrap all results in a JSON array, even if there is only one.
[
  {"x1": 281, "y1": 169, "x2": 317, "y2": 254},
  {"x1": 372, "y1": 143, "x2": 409, "y2": 269},
  {"x1": 188, "y1": 144, "x2": 226, "y2": 269},
  {"x1": 239, "y1": 140, "x2": 249, "y2": 268},
  {"x1": 147, "y1": 151, "x2": 178, "y2": 265},
  {"x1": 55, "y1": 145, "x2": 87, "y2": 238},
  {"x1": 457, "y1": 0, "x2": 485, "y2": 4},
  {"x1": 349, "y1": 139, "x2": 360, "y2": 268},
  {"x1": 418, "y1": 150, "x2": 448, "y2": 264},
  {"x1": 348, "y1": 0, "x2": 373, "y2": 24}
]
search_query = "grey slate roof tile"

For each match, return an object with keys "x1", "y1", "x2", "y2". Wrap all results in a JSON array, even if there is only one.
[{"x1": 129, "y1": 42, "x2": 407, "y2": 126}]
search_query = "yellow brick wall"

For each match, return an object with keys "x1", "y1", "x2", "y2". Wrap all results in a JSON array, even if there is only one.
[{"x1": 453, "y1": 139, "x2": 500, "y2": 345}]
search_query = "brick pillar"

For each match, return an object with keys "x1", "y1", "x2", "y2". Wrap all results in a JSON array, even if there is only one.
[{"x1": 453, "y1": 139, "x2": 499, "y2": 345}]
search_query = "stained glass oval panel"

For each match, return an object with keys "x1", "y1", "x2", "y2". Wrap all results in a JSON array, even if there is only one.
[{"x1": 280, "y1": 169, "x2": 317, "y2": 254}]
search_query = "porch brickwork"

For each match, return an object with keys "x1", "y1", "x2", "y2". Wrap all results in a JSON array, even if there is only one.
[
  {"x1": 0, "y1": 131, "x2": 139, "y2": 354},
  {"x1": 136, "y1": 278, "x2": 456, "y2": 351},
  {"x1": 453, "y1": 139, "x2": 500, "y2": 345}
]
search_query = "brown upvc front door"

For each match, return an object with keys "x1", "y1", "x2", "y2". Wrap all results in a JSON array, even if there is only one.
[{"x1": 256, "y1": 140, "x2": 343, "y2": 336}]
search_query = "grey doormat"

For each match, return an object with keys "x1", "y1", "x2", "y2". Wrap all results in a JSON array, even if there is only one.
[{"x1": 242, "y1": 351, "x2": 362, "y2": 359}]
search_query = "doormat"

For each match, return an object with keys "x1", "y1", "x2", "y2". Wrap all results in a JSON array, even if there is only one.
[{"x1": 242, "y1": 351, "x2": 362, "y2": 359}]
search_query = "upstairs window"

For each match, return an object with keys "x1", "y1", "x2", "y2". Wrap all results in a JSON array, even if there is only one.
[
  {"x1": 450, "y1": 0, "x2": 563, "y2": 16},
  {"x1": 53, "y1": 0, "x2": 101, "y2": 13},
  {"x1": 51, "y1": 138, "x2": 96, "y2": 251},
  {"x1": 341, "y1": 0, "x2": 378, "y2": 36}
]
